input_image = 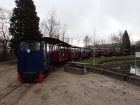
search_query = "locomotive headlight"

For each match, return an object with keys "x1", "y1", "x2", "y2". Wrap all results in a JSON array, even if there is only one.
[{"x1": 27, "y1": 49, "x2": 31, "y2": 53}]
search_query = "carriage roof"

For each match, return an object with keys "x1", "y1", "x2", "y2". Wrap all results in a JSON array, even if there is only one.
[
  {"x1": 19, "y1": 36, "x2": 77, "y2": 47},
  {"x1": 42, "y1": 37, "x2": 71, "y2": 47}
]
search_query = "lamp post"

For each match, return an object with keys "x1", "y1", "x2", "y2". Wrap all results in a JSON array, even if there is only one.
[{"x1": 93, "y1": 27, "x2": 96, "y2": 66}]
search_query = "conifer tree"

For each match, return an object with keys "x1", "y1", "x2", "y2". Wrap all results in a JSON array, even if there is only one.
[
  {"x1": 121, "y1": 30, "x2": 131, "y2": 54},
  {"x1": 9, "y1": 0, "x2": 42, "y2": 54}
]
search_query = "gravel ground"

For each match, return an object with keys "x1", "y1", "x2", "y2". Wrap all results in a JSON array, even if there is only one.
[
  {"x1": 0, "y1": 61, "x2": 18, "y2": 93},
  {"x1": 0, "y1": 60, "x2": 140, "y2": 105},
  {"x1": 18, "y1": 68, "x2": 140, "y2": 105}
]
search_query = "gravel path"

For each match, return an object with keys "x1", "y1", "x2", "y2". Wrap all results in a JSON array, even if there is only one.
[
  {"x1": 17, "y1": 68, "x2": 140, "y2": 105},
  {"x1": 0, "y1": 60, "x2": 140, "y2": 105}
]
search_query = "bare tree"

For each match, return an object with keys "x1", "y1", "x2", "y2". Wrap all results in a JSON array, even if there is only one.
[
  {"x1": 75, "y1": 39, "x2": 80, "y2": 46},
  {"x1": 99, "y1": 39, "x2": 107, "y2": 48},
  {"x1": 94, "y1": 40, "x2": 100, "y2": 49},
  {"x1": 40, "y1": 10, "x2": 69, "y2": 51},
  {"x1": 39, "y1": 10, "x2": 61, "y2": 51},
  {"x1": 64, "y1": 35, "x2": 69, "y2": 44},
  {"x1": 100, "y1": 39, "x2": 106, "y2": 45},
  {"x1": 40, "y1": 10, "x2": 61, "y2": 39},
  {"x1": 0, "y1": 7, "x2": 11, "y2": 60},
  {"x1": 60, "y1": 24, "x2": 67, "y2": 42},
  {"x1": 67, "y1": 37, "x2": 73, "y2": 45},
  {"x1": 83, "y1": 35, "x2": 91, "y2": 47},
  {"x1": 108, "y1": 34, "x2": 117, "y2": 50},
  {"x1": 39, "y1": 21, "x2": 48, "y2": 37},
  {"x1": 108, "y1": 31, "x2": 123, "y2": 50},
  {"x1": 116, "y1": 31, "x2": 123, "y2": 44}
]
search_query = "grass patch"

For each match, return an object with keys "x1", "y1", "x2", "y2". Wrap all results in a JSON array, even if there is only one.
[{"x1": 80, "y1": 55, "x2": 135, "y2": 67}]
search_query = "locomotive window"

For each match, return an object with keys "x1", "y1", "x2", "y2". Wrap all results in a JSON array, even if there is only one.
[
  {"x1": 31, "y1": 42, "x2": 40, "y2": 50},
  {"x1": 20, "y1": 42, "x2": 29, "y2": 50}
]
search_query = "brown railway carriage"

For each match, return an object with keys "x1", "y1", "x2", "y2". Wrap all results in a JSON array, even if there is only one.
[
  {"x1": 43, "y1": 37, "x2": 129, "y2": 66},
  {"x1": 121, "y1": 49, "x2": 129, "y2": 56},
  {"x1": 90, "y1": 49, "x2": 105, "y2": 57},
  {"x1": 70, "y1": 46, "x2": 81, "y2": 61},
  {"x1": 81, "y1": 48, "x2": 90, "y2": 59},
  {"x1": 43, "y1": 37, "x2": 71, "y2": 65},
  {"x1": 59, "y1": 49, "x2": 70, "y2": 62}
]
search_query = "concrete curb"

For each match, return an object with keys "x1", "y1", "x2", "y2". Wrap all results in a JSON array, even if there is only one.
[
  {"x1": 64, "y1": 65, "x2": 140, "y2": 86},
  {"x1": 86, "y1": 67, "x2": 104, "y2": 74},
  {"x1": 127, "y1": 76, "x2": 140, "y2": 86},
  {"x1": 64, "y1": 66, "x2": 85, "y2": 75}
]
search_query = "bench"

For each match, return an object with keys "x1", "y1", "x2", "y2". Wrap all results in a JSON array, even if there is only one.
[
  {"x1": 69, "y1": 62, "x2": 89, "y2": 73},
  {"x1": 64, "y1": 62, "x2": 89, "y2": 75}
]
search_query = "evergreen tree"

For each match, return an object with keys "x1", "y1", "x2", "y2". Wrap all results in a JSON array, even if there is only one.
[
  {"x1": 9, "y1": 0, "x2": 42, "y2": 54},
  {"x1": 121, "y1": 30, "x2": 131, "y2": 54}
]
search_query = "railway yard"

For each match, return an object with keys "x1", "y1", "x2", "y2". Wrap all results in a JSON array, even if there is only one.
[{"x1": 0, "y1": 60, "x2": 140, "y2": 105}]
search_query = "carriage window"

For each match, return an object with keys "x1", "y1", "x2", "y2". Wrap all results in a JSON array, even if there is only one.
[
  {"x1": 31, "y1": 42, "x2": 40, "y2": 50},
  {"x1": 20, "y1": 42, "x2": 29, "y2": 50}
]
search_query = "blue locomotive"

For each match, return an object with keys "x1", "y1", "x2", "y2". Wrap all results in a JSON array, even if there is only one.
[{"x1": 17, "y1": 37, "x2": 52, "y2": 81}]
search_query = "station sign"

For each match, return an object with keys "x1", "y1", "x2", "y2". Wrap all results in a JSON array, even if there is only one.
[{"x1": 135, "y1": 52, "x2": 140, "y2": 57}]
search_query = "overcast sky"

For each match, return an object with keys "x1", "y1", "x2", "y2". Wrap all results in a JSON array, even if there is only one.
[{"x1": 1, "y1": 0, "x2": 140, "y2": 46}]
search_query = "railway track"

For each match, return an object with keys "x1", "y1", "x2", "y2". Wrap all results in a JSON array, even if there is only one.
[
  {"x1": 0, "y1": 83, "x2": 34, "y2": 105},
  {"x1": 0, "y1": 67, "x2": 16, "y2": 76}
]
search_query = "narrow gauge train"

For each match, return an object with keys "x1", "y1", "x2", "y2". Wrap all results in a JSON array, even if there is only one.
[
  {"x1": 17, "y1": 37, "x2": 129, "y2": 81},
  {"x1": 90, "y1": 48, "x2": 129, "y2": 57}
]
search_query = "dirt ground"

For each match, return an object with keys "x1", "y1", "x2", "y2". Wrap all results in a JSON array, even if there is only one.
[{"x1": 0, "y1": 60, "x2": 140, "y2": 105}]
